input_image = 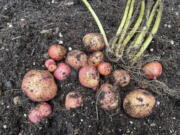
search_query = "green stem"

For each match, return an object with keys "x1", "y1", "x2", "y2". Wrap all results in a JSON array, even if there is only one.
[
  {"x1": 81, "y1": 0, "x2": 109, "y2": 48},
  {"x1": 131, "y1": 0, "x2": 163, "y2": 65},
  {"x1": 117, "y1": 0, "x2": 145, "y2": 58},
  {"x1": 115, "y1": 0, "x2": 135, "y2": 57},
  {"x1": 127, "y1": 0, "x2": 160, "y2": 56},
  {"x1": 111, "y1": 0, "x2": 132, "y2": 50}
]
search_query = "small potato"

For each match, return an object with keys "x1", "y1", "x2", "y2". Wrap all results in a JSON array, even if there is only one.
[
  {"x1": 45, "y1": 59, "x2": 57, "y2": 72},
  {"x1": 79, "y1": 66, "x2": 100, "y2": 89},
  {"x1": 54, "y1": 63, "x2": 71, "y2": 81},
  {"x1": 48, "y1": 44, "x2": 67, "y2": 60},
  {"x1": 142, "y1": 61, "x2": 163, "y2": 79},
  {"x1": 88, "y1": 51, "x2": 104, "y2": 66},
  {"x1": 21, "y1": 70, "x2": 58, "y2": 101},
  {"x1": 96, "y1": 83, "x2": 119, "y2": 110},
  {"x1": 97, "y1": 62, "x2": 112, "y2": 76},
  {"x1": 65, "y1": 50, "x2": 88, "y2": 70},
  {"x1": 28, "y1": 102, "x2": 52, "y2": 123},
  {"x1": 83, "y1": 33, "x2": 105, "y2": 52},
  {"x1": 123, "y1": 89, "x2": 156, "y2": 118},
  {"x1": 113, "y1": 70, "x2": 130, "y2": 87},
  {"x1": 65, "y1": 91, "x2": 83, "y2": 110}
]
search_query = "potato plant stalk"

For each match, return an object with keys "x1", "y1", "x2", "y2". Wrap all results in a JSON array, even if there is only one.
[
  {"x1": 81, "y1": 0, "x2": 109, "y2": 49},
  {"x1": 131, "y1": 0, "x2": 163, "y2": 64}
]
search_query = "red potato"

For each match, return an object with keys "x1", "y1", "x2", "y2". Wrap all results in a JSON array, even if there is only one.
[
  {"x1": 97, "y1": 62, "x2": 112, "y2": 76},
  {"x1": 54, "y1": 63, "x2": 71, "y2": 81},
  {"x1": 83, "y1": 33, "x2": 105, "y2": 52},
  {"x1": 48, "y1": 44, "x2": 67, "y2": 60},
  {"x1": 79, "y1": 66, "x2": 100, "y2": 89},
  {"x1": 142, "y1": 61, "x2": 163, "y2": 79},
  {"x1": 123, "y1": 89, "x2": 156, "y2": 118},
  {"x1": 88, "y1": 51, "x2": 104, "y2": 67},
  {"x1": 21, "y1": 70, "x2": 58, "y2": 101},
  {"x1": 45, "y1": 59, "x2": 57, "y2": 72},
  {"x1": 28, "y1": 102, "x2": 52, "y2": 123},
  {"x1": 96, "y1": 83, "x2": 119, "y2": 110},
  {"x1": 113, "y1": 70, "x2": 130, "y2": 87},
  {"x1": 65, "y1": 50, "x2": 88, "y2": 70},
  {"x1": 65, "y1": 91, "x2": 83, "y2": 110}
]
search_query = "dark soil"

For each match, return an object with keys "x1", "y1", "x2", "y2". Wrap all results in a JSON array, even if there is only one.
[{"x1": 0, "y1": 0, "x2": 179, "y2": 135}]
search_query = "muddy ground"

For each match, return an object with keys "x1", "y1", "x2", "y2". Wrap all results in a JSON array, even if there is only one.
[{"x1": 0, "y1": 0, "x2": 179, "y2": 135}]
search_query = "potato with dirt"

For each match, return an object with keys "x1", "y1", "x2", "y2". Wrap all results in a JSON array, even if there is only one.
[
  {"x1": 65, "y1": 91, "x2": 83, "y2": 110},
  {"x1": 83, "y1": 33, "x2": 105, "y2": 52},
  {"x1": 79, "y1": 66, "x2": 100, "y2": 89},
  {"x1": 88, "y1": 51, "x2": 104, "y2": 67},
  {"x1": 123, "y1": 89, "x2": 156, "y2": 118},
  {"x1": 65, "y1": 50, "x2": 88, "y2": 70},
  {"x1": 96, "y1": 83, "x2": 119, "y2": 110},
  {"x1": 21, "y1": 70, "x2": 58, "y2": 101},
  {"x1": 113, "y1": 70, "x2": 130, "y2": 87},
  {"x1": 97, "y1": 62, "x2": 112, "y2": 76},
  {"x1": 45, "y1": 59, "x2": 57, "y2": 72},
  {"x1": 28, "y1": 102, "x2": 52, "y2": 123}
]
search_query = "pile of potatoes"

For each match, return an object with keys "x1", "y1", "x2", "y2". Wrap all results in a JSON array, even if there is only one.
[{"x1": 21, "y1": 33, "x2": 163, "y2": 123}]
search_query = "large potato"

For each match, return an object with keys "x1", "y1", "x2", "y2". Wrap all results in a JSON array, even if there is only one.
[
  {"x1": 21, "y1": 70, "x2": 58, "y2": 101},
  {"x1": 123, "y1": 89, "x2": 156, "y2": 118}
]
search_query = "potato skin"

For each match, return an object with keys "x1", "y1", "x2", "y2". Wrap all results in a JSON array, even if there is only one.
[
  {"x1": 28, "y1": 102, "x2": 52, "y2": 123},
  {"x1": 113, "y1": 70, "x2": 130, "y2": 87},
  {"x1": 79, "y1": 66, "x2": 100, "y2": 89},
  {"x1": 97, "y1": 62, "x2": 112, "y2": 76},
  {"x1": 21, "y1": 70, "x2": 58, "y2": 101},
  {"x1": 48, "y1": 44, "x2": 67, "y2": 61},
  {"x1": 45, "y1": 59, "x2": 57, "y2": 72},
  {"x1": 123, "y1": 89, "x2": 156, "y2": 118},
  {"x1": 65, "y1": 50, "x2": 88, "y2": 70},
  {"x1": 83, "y1": 33, "x2": 105, "y2": 52},
  {"x1": 88, "y1": 51, "x2": 104, "y2": 67},
  {"x1": 96, "y1": 83, "x2": 119, "y2": 110},
  {"x1": 65, "y1": 91, "x2": 83, "y2": 110}
]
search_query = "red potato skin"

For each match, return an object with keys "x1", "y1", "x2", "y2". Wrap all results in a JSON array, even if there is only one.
[
  {"x1": 65, "y1": 91, "x2": 83, "y2": 110},
  {"x1": 97, "y1": 83, "x2": 119, "y2": 110},
  {"x1": 28, "y1": 102, "x2": 52, "y2": 123},
  {"x1": 79, "y1": 66, "x2": 100, "y2": 89},
  {"x1": 54, "y1": 63, "x2": 71, "y2": 81},
  {"x1": 83, "y1": 33, "x2": 105, "y2": 52},
  {"x1": 142, "y1": 62, "x2": 163, "y2": 79},
  {"x1": 113, "y1": 70, "x2": 130, "y2": 87},
  {"x1": 48, "y1": 44, "x2": 67, "y2": 61},
  {"x1": 65, "y1": 50, "x2": 88, "y2": 70},
  {"x1": 21, "y1": 70, "x2": 58, "y2": 101},
  {"x1": 97, "y1": 62, "x2": 112, "y2": 76},
  {"x1": 45, "y1": 59, "x2": 57, "y2": 72}
]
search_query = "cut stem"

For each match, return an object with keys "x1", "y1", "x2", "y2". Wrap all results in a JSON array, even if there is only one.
[
  {"x1": 131, "y1": 0, "x2": 163, "y2": 65},
  {"x1": 117, "y1": 0, "x2": 145, "y2": 58},
  {"x1": 81, "y1": 0, "x2": 109, "y2": 48}
]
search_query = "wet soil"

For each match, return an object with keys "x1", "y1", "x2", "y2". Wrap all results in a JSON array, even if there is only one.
[{"x1": 0, "y1": 0, "x2": 179, "y2": 135}]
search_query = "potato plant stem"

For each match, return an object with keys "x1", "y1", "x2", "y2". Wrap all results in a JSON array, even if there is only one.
[
  {"x1": 81, "y1": 0, "x2": 109, "y2": 48},
  {"x1": 131, "y1": 0, "x2": 163, "y2": 65},
  {"x1": 111, "y1": 0, "x2": 132, "y2": 50},
  {"x1": 115, "y1": 0, "x2": 135, "y2": 57},
  {"x1": 126, "y1": 0, "x2": 160, "y2": 56}
]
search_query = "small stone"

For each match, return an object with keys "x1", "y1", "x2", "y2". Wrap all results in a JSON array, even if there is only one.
[
  {"x1": 150, "y1": 48, "x2": 154, "y2": 52},
  {"x1": 3, "y1": 125, "x2": 7, "y2": 129},
  {"x1": 156, "y1": 101, "x2": 160, "y2": 106},
  {"x1": 164, "y1": 24, "x2": 167, "y2": 27},
  {"x1": 43, "y1": 53, "x2": 49, "y2": 59},
  {"x1": 129, "y1": 121, "x2": 133, "y2": 124},
  {"x1": 32, "y1": 62, "x2": 36, "y2": 66},
  {"x1": 20, "y1": 18, "x2": 25, "y2": 21},
  {"x1": 7, "y1": 105, "x2": 10, "y2": 109},
  {"x1": 24, "y1": 114, "x2": 27, "y2": 117},
  {"x1": 170, "y1": 40, "x2": 174, "y2": 45},
  {"x1": 13, "y1": 96, "x2": 22, "y2": 105},
  {"x1": 59, "y1": 32, "x2": 63, "y2": 37},
  {"x1": 7, "y1": 23, "x2": 13, "y2": 28},
  {"x1": 3, "y1": 81, "x2": 13, "y2": 89},
  {"x1": 58, "y1": 40, "x2": 63, "y2": 44},
  {"x1": 168, "y1": 24, "x2": 172, "y2": 28},
  {"x1": 80, "y1": 119, "x2": 83, "y2": 122},
  {"x1": 150, "y1": 123, "x2": 156, "y2": 127},
  {"x1": 68, "y1": 47, "x2": 72, "y2": 51}
]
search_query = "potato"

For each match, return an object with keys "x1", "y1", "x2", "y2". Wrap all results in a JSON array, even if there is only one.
[
  {"x1": 83, "y1": 33, "x2": 105, "y2": 52},
  {"x1": 96, "y1": 83, "x2": 119, "y2": 110},
  {"x1": 54, "y1": 63, "x2": 71, "y2": 81},
  {"x1": 65, "y1": 50, "x2": 88, "y2": 70},
  {"x1": 48, "y1": 44, "x2": 67, "y2": 61},
  {"x1": 113, "y1": 70, "x2": 130, "y2": 87},
  {"x1": 123, "y1": 89, "x2": 156, "y2": 118},
  {"x1": 65, "y1": 91, "x2": 83, "y2": 110},
  {"x1": 45, "y1": 59, "x2": 57, "y2": 72},
  {"x1": 21, "y1": 70, "x2": 58, "y2": 101},
  {"x1": 79, "y1": 66, "x2": 100, "y2": 89},
  {"x1": 97, "y1": 62, "x2": 112, "y2": 76},
  {"x1": 28, "y1": 102, "x2": 52, "y2": 123},
  {"x1": 88, "y1": 51, "x2": 104, "y2": 66}
]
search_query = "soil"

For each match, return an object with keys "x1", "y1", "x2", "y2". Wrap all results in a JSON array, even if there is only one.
[{"x1": 0, "y1": 0, "x2": 179, "y2": 135}]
